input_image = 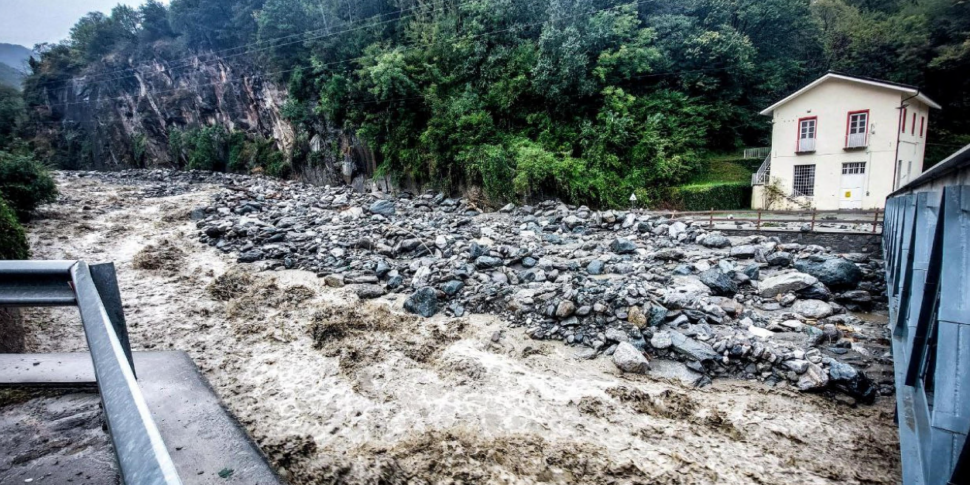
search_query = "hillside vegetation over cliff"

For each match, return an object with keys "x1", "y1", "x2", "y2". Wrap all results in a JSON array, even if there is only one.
[{"x1": 19, "y1": 0, "x2": 970, "y2": 207}]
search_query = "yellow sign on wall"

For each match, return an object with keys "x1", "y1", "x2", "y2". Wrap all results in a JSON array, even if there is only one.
[{"x1": 845, "y1": 191, "x2": 852, "y2": 198}]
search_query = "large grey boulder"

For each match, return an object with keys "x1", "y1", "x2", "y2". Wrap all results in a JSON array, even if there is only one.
[
  {"x1": 650, "y1": 331, "x2": 673, "y2": 349},
  {"x1": 404, "y1": 287, "x2": 438, "y2": 317},
  {"x1": 792, "y1": 299, "x2": 834, "y2": 319},
  {"x1": 796, "y1": 363, "x2": 829, "y2": 391},
  {"x1": 662, "y1": 277, "x2": 712, "y2": 309},
  {"x1": 612, "y1": 342, "x2": 650, "y2": 373},
  {"x1": 699, "y1": 269, "x2": 738, "y2": 296},
  {"x1": 610, "y1": 238, "x2": 637, "y2": 254},
  {"x1": 793, "y1": 257, "x2": 862, "y2": 289},
  {"x1": 652, "y1": 248, "x2": 685, "y2": 261},
  {"x1": 766, "y1": 251, "x2": 793, "y2": 267},
  {"x1": 670, "y1": 332, "x2": 720, "y2": 362},
  {"x1": 730, "y1": 245, "x2": 757, "y2": 258},
  {"x1": 828, "y1": 361, "x2": 877, "y2": 404},
  {"x1": 668, "y1": 221, "x2": 688, "y2": 239},
  {"x1": 368, "y1": 199, "x2": 396, "y2": 216},
  {"x1": 474, "y1": 255, "x2": 504, "y2": 269},
  {"x1": 700, "y1": 234, "x2": 731, "y2": 248},
  {"x1": 758, "y1": 272, "x2": 818, "y2": 298}
]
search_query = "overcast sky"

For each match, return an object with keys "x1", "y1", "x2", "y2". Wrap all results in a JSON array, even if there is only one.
[{"x1": 0, "y1": 0, "x2": 169, "y2": 48}]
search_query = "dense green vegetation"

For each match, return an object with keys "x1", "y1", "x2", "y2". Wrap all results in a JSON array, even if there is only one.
[
  {"x1": 0, "y1": 151, "x2": 58, "y2": 221},
  {"x1": 0, "y1": 85, "x2": 57, "y2": 259},
  {"x1": 672, "y1": 182, "x2": 753, "y2": 211},
  {"x1": 0, "y1": 198, "x2": 29, "y2": 260},
  {"x1": 17, "y1": 0, "x2": 970, "y2": 208}
]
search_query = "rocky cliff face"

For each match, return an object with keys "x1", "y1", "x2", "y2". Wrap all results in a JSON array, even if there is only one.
[{"x1": 36, "y1": 53, "x2": 375, "y2": 187}]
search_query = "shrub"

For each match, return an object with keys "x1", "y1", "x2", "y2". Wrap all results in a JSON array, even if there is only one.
[
  {"x1": 672, "y1": 182, "x2": 752, "y2": 211},
  {"x1": 0, "y1": 151, "x2": 58, "y2": 221},
  {"x1": 0, "y1": 197, "x2": 29, "y2": 260}
]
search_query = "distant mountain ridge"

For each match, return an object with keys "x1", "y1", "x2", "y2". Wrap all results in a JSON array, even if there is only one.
[
  {"x1": 0, "y1": 43, "x2": 32, "y2": 89},
  {"x1": 0, "y1": 43, "x2": 32, "y2": 72}
]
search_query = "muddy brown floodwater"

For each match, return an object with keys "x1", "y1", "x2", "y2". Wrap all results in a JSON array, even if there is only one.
[{"x1": 18, "y1": 175, "x2": 902, "y2": 484}]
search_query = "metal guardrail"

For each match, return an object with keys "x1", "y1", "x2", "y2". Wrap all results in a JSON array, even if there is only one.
[
  {"x1": 0, "y1": 261, "x2": 182, "y2": 485},
  {"x1": 884, "y1": 186, "x2": 970, "y2": 485}
]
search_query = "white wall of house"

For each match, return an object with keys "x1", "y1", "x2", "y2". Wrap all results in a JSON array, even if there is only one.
[{"x1": 752, "y1": 78, "x2": 932, "y2": 210}]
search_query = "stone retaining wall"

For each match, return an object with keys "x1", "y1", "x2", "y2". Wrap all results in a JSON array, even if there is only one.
[{"x1": 724, "y1": 230, "x2": 883, "y2": 256}]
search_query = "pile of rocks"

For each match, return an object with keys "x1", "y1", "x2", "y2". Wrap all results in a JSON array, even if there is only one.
[{"x1": 68, "y1": 170, "x2": 890, "y2": 402}]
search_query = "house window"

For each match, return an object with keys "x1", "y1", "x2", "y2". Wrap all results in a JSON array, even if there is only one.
[
  {"x1": 912, "y1": 112, "x2": 916, "y2": 135},
  {"x1": 793, "y1": 164, "x2": 815, "y2": 196},
  {"x1": 897, "y1": 160, "x2": 904, "y2": 189},
  {"x1": 797, "y1": 117, "x2": 816, "y2": 153},
  {"x1": 846, "y1": 110, "x2": 868, "y2": 148},
  {"x1": 902, "y1": 108, "x2": 907, "y2": 132},
  {"x1": 842, "y1": 162, "x2": 866, "y2": 174},
  {"x1": 920, "y1": 116, "x2": 925, "y2": 137}
]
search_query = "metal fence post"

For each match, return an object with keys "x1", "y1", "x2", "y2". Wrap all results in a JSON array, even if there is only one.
[
  {"x1": 757, "y1": 210, "x2": 762, "y2": 231},
  {"x1": 810, "y1": 209, "x2": 817, "y2": 232}
]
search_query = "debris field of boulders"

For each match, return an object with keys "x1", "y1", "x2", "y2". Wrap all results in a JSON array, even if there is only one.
[{"x1": 69, "y1": 169, "x2": 892, "y2": 403}]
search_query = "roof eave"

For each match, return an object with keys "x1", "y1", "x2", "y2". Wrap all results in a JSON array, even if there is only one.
[{"x1": 759, "y1": 73, "x2": 942, "y2": 115}]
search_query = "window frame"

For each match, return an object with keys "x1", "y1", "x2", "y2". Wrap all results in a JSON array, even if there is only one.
[
  {"x1": 792, "y1": 164, "x2": 816, "y2": 197},
  {"x1": 845, "y1": 109, "x2": 869, "y2": 148},
  {"x1": 842, "y1": 162, "x2": 866, "y2": 175},
  {"x1": 796, "y1": 116, "x2": 817, "y2": 153}
]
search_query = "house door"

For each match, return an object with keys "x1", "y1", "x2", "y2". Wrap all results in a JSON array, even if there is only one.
[{"x1": 840, "y1": 162, "x2": 865, "y2": 209}]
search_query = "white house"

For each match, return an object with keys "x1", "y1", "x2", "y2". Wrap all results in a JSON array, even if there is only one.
[{"x1": 751, "y1": 72, "x2": 941, "y2": 210}]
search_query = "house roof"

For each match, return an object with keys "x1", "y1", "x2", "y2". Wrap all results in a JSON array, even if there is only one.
[{"x1": 759, "y1": 72, "x2": 942, "y2": 116}]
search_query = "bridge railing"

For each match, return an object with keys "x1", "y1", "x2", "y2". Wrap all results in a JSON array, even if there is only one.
[
  {"x1": 0, "y1": 261, "x2": 182, "y2": 485},
  {"x1": 884, "y1": 182, "x2": 970, "y2": 485}
]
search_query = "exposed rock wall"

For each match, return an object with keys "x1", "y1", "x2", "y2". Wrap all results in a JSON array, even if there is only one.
[{"x1": 35, "y1": 53, "x2": 375, "y2": 187}]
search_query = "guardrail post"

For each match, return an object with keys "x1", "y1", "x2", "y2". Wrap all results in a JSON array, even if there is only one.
[
  {"x1": 89, "y1": 262, "x2": 135, "y2": 377},
  {"x1": 757, "y1": 210, "x2": 762, "y2": 231},
  {"x1": 709, "y1": 208, "x2": 714, "y2": 229},
  {"x1": 810, "y1": 209, "x2": 817, "y2": 232}
]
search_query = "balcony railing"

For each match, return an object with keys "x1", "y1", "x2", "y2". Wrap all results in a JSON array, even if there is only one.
[
  {"x1": 743, "y1": 147, "x2": 771, "y2": 159},
  {"x1": 797, "y1": 138, "x2": 816, "y2": 153},
  {"x1": 846, "y1": 132, "x2": 867, "y2": 149}
]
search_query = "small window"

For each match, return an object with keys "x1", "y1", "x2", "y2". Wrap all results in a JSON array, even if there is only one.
[
  {"x1": 793, "y1": 164, "x2": 815, "y2": 197},
  {"x1": 846, "y1": 111, "x2": 868, "y2": 148},
  {"x1": 797, "y1": 118, "x2": 816, "y2": 152},
  {"x1": 842, "y1": 162, "x2": 866, "y2": 174},
  {"x1": 920, "y1": 116, "x2": 925, "y2": 137},
  {"x1": 902, "y1": 108, "x2": 907, "y2": 132},
  {"x1": 912, "y1": 112, "x2": 917, "y2": 135}
]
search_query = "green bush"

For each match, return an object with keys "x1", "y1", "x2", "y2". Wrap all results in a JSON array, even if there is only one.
[
  {"x1": 0, "y1": 197, "x2": 28, "y2": 260},
  {"x1": 0, "y1": 151, "x2": 58, "y2": 221},
  {"x1": 672, "y1": 182, "x2": 752, "y2": 211}
]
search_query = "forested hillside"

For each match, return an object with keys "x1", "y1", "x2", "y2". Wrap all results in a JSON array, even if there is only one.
[{"x1": 17, "y1": 0, "x2": 970, "y2": 207}]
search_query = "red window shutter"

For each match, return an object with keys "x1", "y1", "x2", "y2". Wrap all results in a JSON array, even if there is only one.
[
  {"x1": 912, "y1": 112, "x2": 916, "y2": 135},
  {"x1": 902, "y1": 108, "x2": 907, "y2": 132},
  {"x1": 920, "y1": 117, "x2": 925, "y2": 137}
]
